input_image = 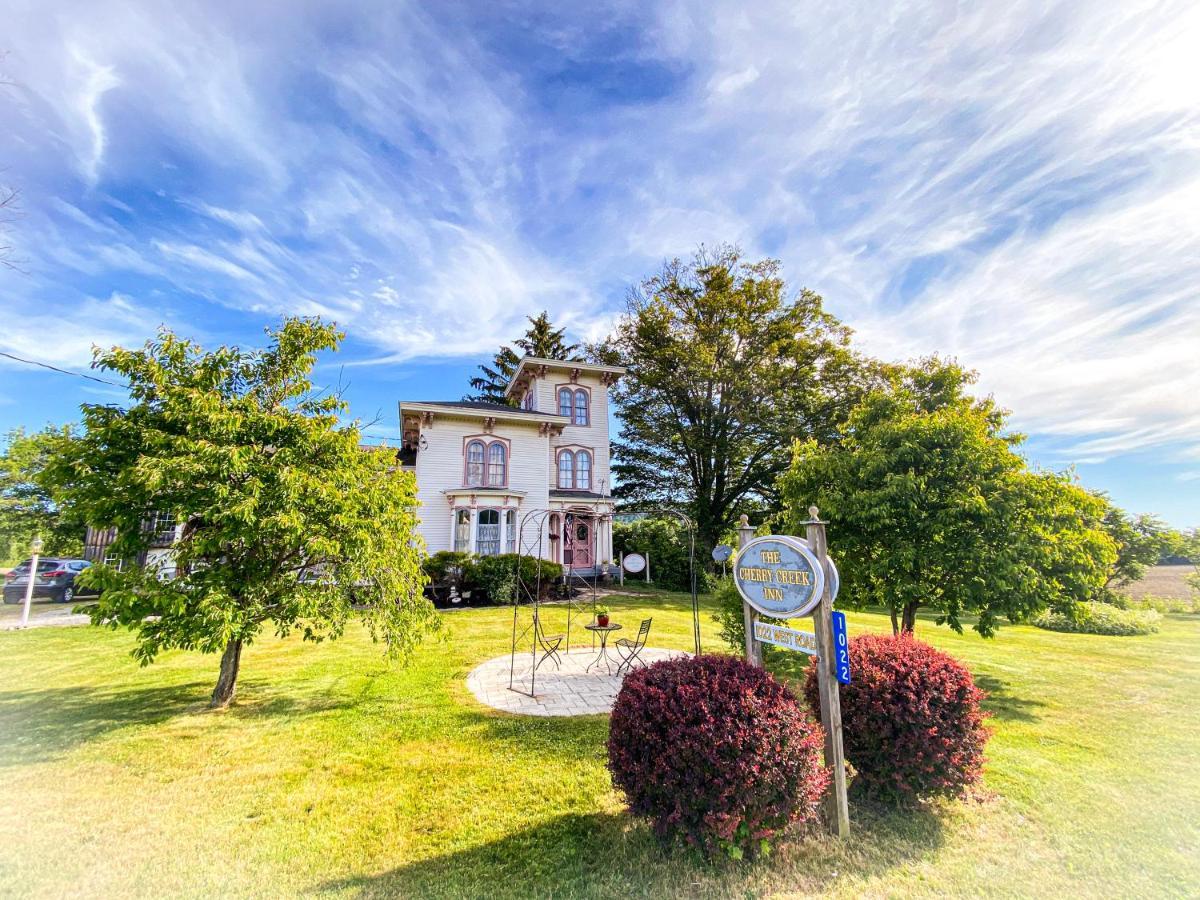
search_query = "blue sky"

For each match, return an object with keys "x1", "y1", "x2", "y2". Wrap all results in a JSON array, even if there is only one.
[{"x1": 1, "y1": 0, "x2": 1198, "y2": 526}]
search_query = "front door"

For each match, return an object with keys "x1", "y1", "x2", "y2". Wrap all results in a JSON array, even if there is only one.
[{"x1": 563, "y1": 515, "x2": 594, "y2": 569}]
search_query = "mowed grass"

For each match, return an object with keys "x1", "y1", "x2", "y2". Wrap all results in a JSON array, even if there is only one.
[{"x1": 1, "y1": 592, "x2": 1198, "y2": 899}]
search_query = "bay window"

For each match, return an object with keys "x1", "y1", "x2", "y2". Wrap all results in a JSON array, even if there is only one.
[
  {"x1": 453, "y1": 509, "x2": 471, "y2": 552},
  {"x1": 477, "y1": 508, "x2": 501, "y2": 556}
]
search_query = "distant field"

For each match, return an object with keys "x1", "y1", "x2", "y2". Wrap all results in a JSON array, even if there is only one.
[{"x1": 1122, "y1": 564, "x2": 1195, "y2": 600}]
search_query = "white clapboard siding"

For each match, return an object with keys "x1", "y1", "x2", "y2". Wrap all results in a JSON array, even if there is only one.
[
  {"x1": 537, "y1": 373, "x2": 611, "y2": 492},
  {"x1": 413, "y1": 414, "x2": 551, "y2": 555}
]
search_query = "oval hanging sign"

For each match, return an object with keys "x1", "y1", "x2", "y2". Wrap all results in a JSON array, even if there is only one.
[
  {"x1": 622, "y1": 552, "x2": 646, "y2": 574},
  {"x1": 734, "y1": 536, "x2": 826, "y2": 618}
]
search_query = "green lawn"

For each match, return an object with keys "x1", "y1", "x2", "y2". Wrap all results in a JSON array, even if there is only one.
[{"x1": 0, "y1": 592, "x2": 1197, "y2": 898}]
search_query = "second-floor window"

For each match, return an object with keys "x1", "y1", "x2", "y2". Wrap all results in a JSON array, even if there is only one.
[
  {"x1": 488, "y1": 442, "x2": 506, "y2": 485},
  {"x1": 558, "y1": 387, "x2": 589, "y2": 425},
  {"x1": 465, "y1": 439, "x2": 508, "y2": 487},
  {"x1": 556, "y1": 449, "x2": 592, "y2": 490}
]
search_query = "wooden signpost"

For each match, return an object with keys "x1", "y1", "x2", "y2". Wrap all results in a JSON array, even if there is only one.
[{"x1": 734, "y1": 509, "x2": 850, "y2": 839}]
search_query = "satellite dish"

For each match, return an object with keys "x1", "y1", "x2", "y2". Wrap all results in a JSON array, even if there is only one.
[{"x1": 711, "y1": 544, "x2": 733, "y2": 563}]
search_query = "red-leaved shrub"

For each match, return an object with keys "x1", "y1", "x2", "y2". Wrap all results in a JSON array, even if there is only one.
[
  {"x1": 608, "y1": 654, "x2": 829, "y2": 858},
  {"x1": 804, "y1": 634, "x2": 990, "y2": 803}
]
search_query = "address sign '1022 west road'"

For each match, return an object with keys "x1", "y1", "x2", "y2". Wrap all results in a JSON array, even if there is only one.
[{"x1": 733, "y1": 522, "x2": 850, "y2": 839}]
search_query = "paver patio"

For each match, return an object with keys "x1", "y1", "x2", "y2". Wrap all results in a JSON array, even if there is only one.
[{"x1": 467, "y1": 645, "x2": 688, "y2": 716}]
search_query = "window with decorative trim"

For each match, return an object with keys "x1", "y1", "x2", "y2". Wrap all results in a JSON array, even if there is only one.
[
  {"x1": 453, "y1": 509, "x2": 471, "y2": 552},
  {"x1": 558, "y1": 387, "x2": 572, "y2": 418},
  {"x1": 575, "y1": 450, "x2": 591, "y2": 490},
  {"x1": 522, "y1": 382, "x2": 537, "y2": 410},
  {"x1": 505, "y1": 509, "x2": 517, "y2": 554},
  {"x1": 573, "y1": 389, "x2": 588, "y2": 426},
  {"x1": 477, "y1": 508, "x2": 501, "y2": 556},
  {"x1": 466, "y1": 440, "x2": 486, "y2": 486},
  {"x1": 557, "y1": 450, "x2": 574, "y2": 489},
  {"x1": 556, "y1": 448, "x2": 593, "y2": 490},
  {"x1": 488, "y1": 442, "x2": 506, "y2": 486},
  {"x1": 464, "y1": 437, "x2": 509, "y2": 487}
]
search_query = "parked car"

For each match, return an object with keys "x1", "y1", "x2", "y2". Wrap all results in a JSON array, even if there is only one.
[{"x1": 2, "y1": 558, "x2": 100, "y2": 604}]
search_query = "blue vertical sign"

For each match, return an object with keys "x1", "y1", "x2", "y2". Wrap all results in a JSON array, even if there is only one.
[{"x1": 831, "y1": 611, "x2": 851, "y2": 684}]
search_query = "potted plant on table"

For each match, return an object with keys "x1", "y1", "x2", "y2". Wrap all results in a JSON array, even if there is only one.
[{"x1": 596, "y1": 605, "x2": 611, "y2": 628}]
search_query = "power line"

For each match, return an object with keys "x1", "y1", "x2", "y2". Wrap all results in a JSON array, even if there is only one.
[{"x1": 0, "y1": 350, "x2": 125, "y2": 387}]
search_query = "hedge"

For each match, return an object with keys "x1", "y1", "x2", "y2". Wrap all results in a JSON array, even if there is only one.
[
  {"x1": 612, "y1": 518, "x2": 714, "y2": 593},
  {"x1": 1034, "y1": 601, "x2": 1161, "y2": 636}
]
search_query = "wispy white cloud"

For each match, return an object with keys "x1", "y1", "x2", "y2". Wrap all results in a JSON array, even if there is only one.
[{"x1": 1, "y1": 0, "x2": 1198, "y2": 479}]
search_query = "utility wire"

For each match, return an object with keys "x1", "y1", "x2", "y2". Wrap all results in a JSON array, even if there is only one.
[{"x1": 0, "y1": 350, "x2": 125, "y2": 387}]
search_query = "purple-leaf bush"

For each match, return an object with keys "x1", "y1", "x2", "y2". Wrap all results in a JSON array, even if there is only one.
[
  {"x1": 805, "y1": 634, "x2": 990, "y2": 803},
  {"x1": 608, "y1": 654, "x2": 829, "y2": 859}
]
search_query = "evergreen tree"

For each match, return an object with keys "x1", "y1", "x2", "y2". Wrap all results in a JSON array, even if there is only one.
[{"x1": 466, "y1": 311, "x2": 579, "y2": 404}]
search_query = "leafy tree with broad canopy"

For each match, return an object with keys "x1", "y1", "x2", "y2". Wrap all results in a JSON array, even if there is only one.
[
  {"x1": 44, "y1": 318, "x2": 437, "y2": 708},
  {"x1": 594, "y1": 245, "x2": 873, "y2": 556},
  {"x1": 781, "y1": 358, "x2": 1116, "y2": 636},
  {"x1": 467, "y1": 310, "x2": 579, "y2": 404},
  {"x1": 0, "y1": 425, "x2": 85, "y2": 564},
  {"x1": 1095, "y1": 504, "x2": 1174, "y2": 595}
]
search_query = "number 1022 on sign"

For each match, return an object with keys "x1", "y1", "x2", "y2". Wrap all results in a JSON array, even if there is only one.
[{"x1": 831, "y1": 611, "x2": 851, "y2": 684}]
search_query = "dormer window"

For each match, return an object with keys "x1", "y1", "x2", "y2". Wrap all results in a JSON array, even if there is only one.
[
  {"x1": 558, "y1": 385, "x2": 589, "y2": 426},
  {"x1": 465, "y1": 437, "x2": 509, "y2": 487}
]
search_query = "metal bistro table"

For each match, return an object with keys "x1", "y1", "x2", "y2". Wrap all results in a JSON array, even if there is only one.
[{"x1": 584, "y1": 622, "x2": 623, "y2": 675}]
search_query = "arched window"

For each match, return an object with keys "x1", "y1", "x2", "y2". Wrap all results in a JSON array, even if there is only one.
[
  {"x1": 488, "y1": 442, "x2": 506, "y2": 486},
  {"x1": 466, "y1": 440, "x2": 485, "y2": 485},
  {"x1": 575, "y1": 450, "x2": 591, "y2": 490},
  {"x1": 557, "y1": 450, "x2": 574, "y2": 489},
  {"x1": 558, "y1": 387, "x2": 572, "y2": 418},
  {"x1": 476, "y1": 508, "x2": 500, "y2": 556},
  {"x1": 574, "y1": 389, "x2": 588, "y2": 426}
]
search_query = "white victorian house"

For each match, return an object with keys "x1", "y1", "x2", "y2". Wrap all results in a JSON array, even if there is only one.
[{"x1": 398, "y1": 357, "x2": 625, "y2": 573}]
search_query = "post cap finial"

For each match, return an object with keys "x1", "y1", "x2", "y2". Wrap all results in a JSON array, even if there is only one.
[
  {"x1": 808, "y1": 505, "x2": 820, "y2": 519},
  {"x1": 738, "y1": 514, "x2": 750, "y2": 526}
]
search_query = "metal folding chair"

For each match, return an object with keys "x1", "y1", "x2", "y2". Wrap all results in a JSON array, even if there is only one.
[
  {"x1": 616, "y1": 618, "x2": 652, "y2": 674},
  {"x1": 534, "y1": 611, "x2": 564, "y2": 671}
]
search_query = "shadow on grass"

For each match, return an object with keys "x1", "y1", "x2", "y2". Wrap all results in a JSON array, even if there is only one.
[
  {"x1": 317, "y1": 801, "x2": 945, "y2": 899},
  {"x1": 0, "y1": 680, "x2": 347, "y2": 766},
  {"x1": 974, "y1": 673, "x2": 1044, "y2": 723}
]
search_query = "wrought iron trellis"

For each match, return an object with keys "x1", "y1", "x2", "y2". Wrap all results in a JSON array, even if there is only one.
[
  {"x1": 507, "y1": 505, "x2": 701, "y2": 699},
  {"x1": 507, "y1": 507, "x2": 602, "y2": 698}
]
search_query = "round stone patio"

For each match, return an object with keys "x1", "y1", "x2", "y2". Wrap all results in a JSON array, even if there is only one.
[{"x1": 467, "y1": 646, "x2": 689, "y2": 716}]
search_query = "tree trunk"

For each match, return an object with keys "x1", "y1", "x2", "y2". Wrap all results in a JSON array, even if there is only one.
[
  {"x1": 890, "y1": 606, "x2": 900, "y2": 636},
  {"x1": 210, "y1": 639, "x2": 242, "y2": 709},
  {"x1": 901, "y1": 602, "x2": 919, "y2": 635}
]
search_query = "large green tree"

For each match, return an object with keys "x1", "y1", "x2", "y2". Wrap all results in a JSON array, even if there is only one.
[
  {"x1": 781, "y1": 358, "x2": 1116, "y2": 636},
  {"x1": 0, "y1": 425, "x2": 84, "y2": 564},
  {"x1": 43, "y1": 318, "x2": 437, "y2": 708},
  {"x1": 467, "y1": 311, "x2": 579, "y2": 404},
  {"x1": 597, "y1": 245, "x2": 872, "y2": 555},
  {"x1": 1095, "y1": 504, "x2": 1174, "y2": 594}
]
